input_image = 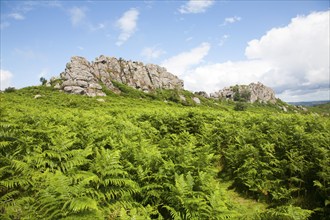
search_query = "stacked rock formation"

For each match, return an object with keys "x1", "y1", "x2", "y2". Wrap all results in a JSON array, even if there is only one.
[
  {"x1": 210, "y1": 82, "x2": 277, "y2": 103},
  {"x1": 52, "y1": 55, "x2": 184, "y2": 96}
]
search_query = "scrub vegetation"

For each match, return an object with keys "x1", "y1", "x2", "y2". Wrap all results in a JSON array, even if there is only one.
[{"x1": 1, "y1": 86, "x2": 329, "y2": 219}]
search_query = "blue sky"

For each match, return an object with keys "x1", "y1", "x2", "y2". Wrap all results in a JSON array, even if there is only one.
[{"x1": 1, "y1": 0, "x2": 329, "y2": 102}]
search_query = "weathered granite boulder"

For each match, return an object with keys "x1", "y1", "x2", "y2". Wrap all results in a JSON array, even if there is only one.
[
  {"x1": 210, "y1": 82, "x2": 277, "y2": 103},
  {"x1": 53, "y1": 55, "x2": 184, "y2": 96},
  {"x1": 192, "y1": 97, "x2": 201, "y2": 104},
  {"x1": 179, "y1": 95, "x2": 186, "y2": 102}
]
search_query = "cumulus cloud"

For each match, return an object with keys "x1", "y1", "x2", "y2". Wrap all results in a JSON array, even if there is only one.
[
  {"x1": 179, "y1": 0, "x2": 214, "y2": 14},
  {"x1": 165, "y1": 10, "x2": 329, "y2": 102},
  {"x1": 68, "y1": 7, "x2": 106, "y2": 31},
  {"x1": 116, "y1": 8, "x2": 139, "y2": 46},
  {"x1": 161, "y1": 42, "x2": 210, "y2": 76},
  {"x1": 221, "y1": 16, "x2": 241, "y2": 26},
  {"x1": 141, "y1": 46, "x2": 165, "y2": 60},
  {"x1": 245, "y1": 10, "x2": 329, "y2": 97},
  {"x1": 183, "y1": 60, "x2": 271, "y2": 93},
  {"x1": 0, "y1": 69, "x2": 13, "y2": 90},
  {"x1": 69, "y1": 7, "x2": 86, "y2": 26}
]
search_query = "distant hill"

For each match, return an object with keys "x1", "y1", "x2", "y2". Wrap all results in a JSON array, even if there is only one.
[{"x1": 288, "y1": 100, "x2": 330, "y2": 106}]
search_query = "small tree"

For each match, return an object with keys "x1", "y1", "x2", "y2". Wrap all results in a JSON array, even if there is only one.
[
  {"x1": 232, "y1": 85, "x2": 240, "y2": 101},
  {"x1": 240, "y1": 89, "x2": 251, "y2": 102},
  {"x1": 234, "y1": 102, "x2": 247, "y2": 111},
  {"x1": 40, "y1": 77, "x2": 47, "y2": 85},
  {"x1": 233, "y1": 89, "x2": 251, "y2": 102},
  {"x1": 233, "y1": 91, "x2": 241, "y2": 101}
]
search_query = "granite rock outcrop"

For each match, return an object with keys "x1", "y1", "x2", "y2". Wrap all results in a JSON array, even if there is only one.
[
  {"x1": 210, "y1": 82, "x2": 277, "y2": 103},
  {"x1": 52, "y1": 55, "x2": 184, "y2": 96}
]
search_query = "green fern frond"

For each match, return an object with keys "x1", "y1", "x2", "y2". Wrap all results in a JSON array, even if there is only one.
[
  {"x1": 73, "y1": 171, "x2": 99, "y2": 185},
  {"x1": 162, "y1": 205, "x2": 181, "y2": 220},
  {"x1": 141, "y1": 183, "x2": 163, "y2": 191},
  {"x1": 68, "y1": 197, "x2": 99, "y2": 212},
  {"x1": 259, "y1": 205, "x2": 313, "y2": 220},
  {"x1": 11, "y1": 159, "x2": 29, "y2": 172},
  {"x1": 0, "y1": 190, "x2": 20, "y2": 203},
  {"x1": 0, "y1": 178, "x2": 30, "y2": 189}
]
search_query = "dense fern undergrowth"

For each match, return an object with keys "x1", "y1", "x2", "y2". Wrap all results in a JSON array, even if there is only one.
[{"x1": 0, "y1": 86, "x2": 329, "y2": 219}]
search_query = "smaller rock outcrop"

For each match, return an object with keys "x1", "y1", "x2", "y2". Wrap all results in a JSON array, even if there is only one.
[
  {"x1": 59, "y1": 56, "x2": 106, "y2": 96},
  {"x1": 210, "y1": 82, "x2": 277, "y2": 103}
]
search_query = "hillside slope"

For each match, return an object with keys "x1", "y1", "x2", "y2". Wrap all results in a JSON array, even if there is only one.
[{"x1": 1, "y1": 86, "x2": 329, "y2": 219}]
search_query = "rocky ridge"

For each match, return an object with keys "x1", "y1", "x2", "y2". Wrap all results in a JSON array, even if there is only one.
[
  {"x1": 210, "y1": 82, "x2": 277, "y2": 103},
  {"x1": 51, "y1": 55, "x2": 277, "y2": 105},
  {"x1": 51, "y1": 55, "x2": 184, "y2": 96}
]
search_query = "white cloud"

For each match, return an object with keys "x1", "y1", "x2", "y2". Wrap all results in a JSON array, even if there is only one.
[
  {"x1": 68, "y1": 7, "x2": 105, "y2": 31},
  {"x1": 116, "y1": 8, "x2": 139, "y2": 46},
  {"x1": 69, "y1": 7, "x2": 86, "y2": 26},
  {"x1": 182, "y1": 60, "x2": 271, "y2": 93},
  {"x1": 218, "y1": 34, "x2": 229, "y2": 46},
  {"x1": 8, "y1": 13, "x2": 25, "y2": 20},
  {"x1": 167, "y1": 10, "x2": 329, "y2": 102},
  {"x1": 161, "y1": 42, "x2": 210, "y2": 76},
  {"x1": 144, "y1": 1, "x2": 154, "y2": 9},
  {"x1": 1, "y1": 1, "x2": 62, "y2": 30},
  {"x1": 221, "y1": 16, "x2": 241, "y2": 26},
  {"x1": 179, "y1": 0, "x2": 214, "y2": 14},
  {"x1": 88, "y1": 22, "x2": 106, "y2": 31},
  {"x1": 141, "y1": 46, "x2": 165, "y2": 60},
  {"x1": 18, "y1": 1, "x2": 62, "y2": 12},
  {"x1": 245, "y1": 10, "x2": 329, "y2": 94},
  {"x1": 0, "y1": 69, "x2": 13, "y2": 90}
]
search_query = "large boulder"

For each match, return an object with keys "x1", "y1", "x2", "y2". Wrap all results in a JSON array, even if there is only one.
[{"x1": 53, "y1": 55, "x2": 184, "y2": 96}]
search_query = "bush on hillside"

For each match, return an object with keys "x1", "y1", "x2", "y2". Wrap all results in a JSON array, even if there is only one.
[
  {"x1": 234, "y1": 102, "x2": 247, "y2": 111},
  {"x1": 4, "y1": 87, "x2": 16, "y2": 93}
]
